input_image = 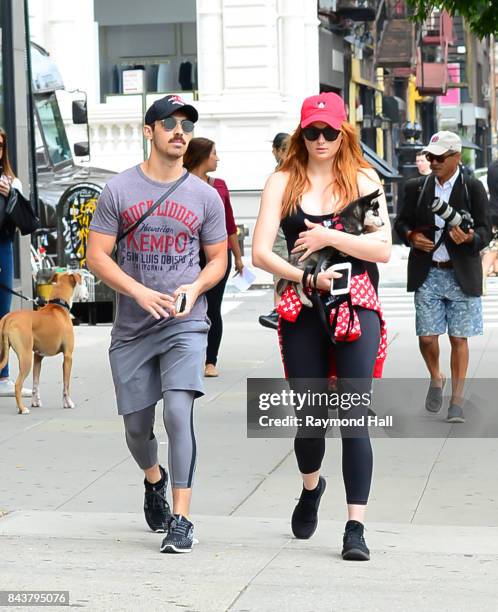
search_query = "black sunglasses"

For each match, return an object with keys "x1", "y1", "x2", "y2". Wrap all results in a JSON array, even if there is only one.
[
  {"x1": 426, "y1": 152, "x2": 456, "y2": 163},
  {"x1": 302, "y1": 126, "x2": 340, "y2": 142},
  {"x1": 161, "y1": 117, "x2": 195, "y2": 133}
]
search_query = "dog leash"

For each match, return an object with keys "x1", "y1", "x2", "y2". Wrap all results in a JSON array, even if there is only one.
[{"x1": 0, "y1": 281, "x2": 47, "y2": 307}]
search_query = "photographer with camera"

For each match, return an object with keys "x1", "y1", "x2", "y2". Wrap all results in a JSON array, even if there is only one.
[{"x1": 395, "y1": 131, "x2": 491, "y2": 423}]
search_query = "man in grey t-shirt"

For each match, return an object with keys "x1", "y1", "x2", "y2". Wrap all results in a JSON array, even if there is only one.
[{"x1": 87, "y1": 95, "x2": 227, "y2": 554}]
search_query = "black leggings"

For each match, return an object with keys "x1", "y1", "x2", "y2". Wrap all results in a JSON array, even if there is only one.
[
  {"x1": 280, "y1": 306, "x2": 380, "y2": 505},
  {"x1": 201, "y1": 249, "x2": 232, "y2": 366}
]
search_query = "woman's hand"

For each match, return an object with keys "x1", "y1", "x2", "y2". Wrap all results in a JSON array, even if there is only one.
[
  {"x1": 291, "y1": 219, "x2": 338, "y2": 262},
  {"x1": 234, "y1": 256, "x2": 244, "y2": 275},
  {"x1": 0, "y1": 176, "x2": 12, "y2": 198},
  {"x1": 313, "y1": 268, "x2": 343, "y2": 292}
]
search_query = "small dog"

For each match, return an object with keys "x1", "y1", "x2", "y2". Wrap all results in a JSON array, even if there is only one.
[
  {"x1": 0, "y1": 271, "x2": 88, "y2": 414},
  {"x1": 277, "y1": 190, "x2": 384, "y2": 306}
]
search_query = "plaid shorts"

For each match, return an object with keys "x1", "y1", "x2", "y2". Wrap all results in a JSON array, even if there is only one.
[{"x1": 414, "y1": 268, "x2": 483, "y2": 337}]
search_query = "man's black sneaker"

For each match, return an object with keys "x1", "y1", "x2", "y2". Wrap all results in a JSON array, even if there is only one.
[
  {"x1": 291, "y1": 476, "x2": 326, "y2": 539},
  {"x1": 342, "y1": 520, "x2": 370, "y2": 561},
  {"x1": 144, "y1": 466, "x2": 172, "y2": 533},
  {"x1": 258, "y1": 309, "x2": 279, "y2": 330},
  {"x1": 160, "y1": 514, "x2": 194, "y2": 554}
]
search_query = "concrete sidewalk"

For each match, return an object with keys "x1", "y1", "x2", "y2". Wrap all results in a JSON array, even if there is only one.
[
  {"x1": 2, "y1": 512, "x2": 497, "y2": 611},
  {"x1": 1, "y1": 288, "x2": 497, "y2": 611}
]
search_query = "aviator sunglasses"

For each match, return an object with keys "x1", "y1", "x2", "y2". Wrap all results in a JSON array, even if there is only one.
[
  {"x1": 425, "y1": 152, "x2": 456, "y2": 163},
  {"x1": 161, "y1": 117, "x2": 195, "y2": 133},
  {"x1": 302, "y1": 126, "x2": 341, "y2": 142}
]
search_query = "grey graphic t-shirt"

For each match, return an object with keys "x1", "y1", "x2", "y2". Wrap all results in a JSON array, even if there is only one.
[{"x1": 90, "y1": 166, "x2": 227, "y2": 341}]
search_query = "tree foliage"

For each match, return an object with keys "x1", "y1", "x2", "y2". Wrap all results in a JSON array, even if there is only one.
[{"x1": 405, "y1": 0, "x2": 498, "y2": 38}]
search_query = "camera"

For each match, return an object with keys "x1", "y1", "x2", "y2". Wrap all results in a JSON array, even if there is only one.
[{"x1": 430, "y1": 198, "x2": 474, "y2": 233}]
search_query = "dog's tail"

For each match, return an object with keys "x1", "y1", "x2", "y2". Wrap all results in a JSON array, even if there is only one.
[{"x1": 0, "y1": 316, "x2": 10, "y2": 371}]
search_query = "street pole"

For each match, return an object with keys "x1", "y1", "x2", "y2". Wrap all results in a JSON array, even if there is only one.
[
  {"x1": 375, "y1": 67, "x2": 384, "y2": 158},
  {"x1": 490, "y1": 35, "x2": 497, "y2": 161}
]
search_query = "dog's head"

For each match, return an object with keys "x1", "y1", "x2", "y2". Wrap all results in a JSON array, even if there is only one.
[
  {"x1": 364, "y1": 200, "x2": 384, "y2": 230},
  {"x1": 50, "y1": 271, "x2": 89, "y2": 305},
  {"x1": 335, "y1": 190, "x2": 384, "y2": 234}
]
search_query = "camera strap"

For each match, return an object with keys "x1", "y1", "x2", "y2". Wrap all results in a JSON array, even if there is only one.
[
  {"x1": 429, "y1": 223, "x2": 448, "y2": 255},
  {"x1": 116, "y1": 171, "x2": 189, "y2": 244},
  {"x1": 460, "y1": 168, "x2": 471, "y2": 211},
  {"x1": 430, "y1": 169, "x2": 470, "y2": 255},
  {"x1": 415, "y1": 174, "x2": 431, "y2": 212}
]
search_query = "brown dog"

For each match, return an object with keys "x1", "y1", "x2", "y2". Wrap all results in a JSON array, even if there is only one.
[{"x1": 0, "y1": 272, "x2": 87, "y2": 414}]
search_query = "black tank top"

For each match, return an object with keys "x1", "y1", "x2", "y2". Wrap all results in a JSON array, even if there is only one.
[{"x1": 281, "y1": 206, "x2": 379, "y2": 291}]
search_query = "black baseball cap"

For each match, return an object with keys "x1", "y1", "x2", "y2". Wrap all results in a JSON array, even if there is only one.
[{"x1": 144, "y1": 94, "x2": 199, "y2": 126}]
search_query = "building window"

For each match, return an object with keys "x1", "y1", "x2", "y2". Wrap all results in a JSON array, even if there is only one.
[{"x1": 94, "y1": 1, "x2": 197, "y2": 101}]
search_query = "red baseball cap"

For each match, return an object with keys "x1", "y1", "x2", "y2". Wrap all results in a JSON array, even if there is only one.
[{"x1": 300, "y1": 93, "x2": 347, "y2": 130}]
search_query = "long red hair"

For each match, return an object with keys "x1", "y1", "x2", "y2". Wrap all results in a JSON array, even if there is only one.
[{"x1": 278, "y1": 122, "x2": 373, "y2": 218}]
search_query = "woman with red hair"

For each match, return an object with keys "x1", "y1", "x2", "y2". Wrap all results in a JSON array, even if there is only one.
[{"x1": 252, "y1": 93, "x2": 391, "y2": 560}]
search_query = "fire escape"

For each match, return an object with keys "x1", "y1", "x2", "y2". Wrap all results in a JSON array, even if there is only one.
[
  {"x1": 377, "y1": 0, "x2": 417, "y2": 76},
  {"x1": 416, "y1": 10, "x2": 454, "y2": 95}
]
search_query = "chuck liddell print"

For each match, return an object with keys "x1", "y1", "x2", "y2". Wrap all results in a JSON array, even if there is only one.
[{"x1": 120, "y1": 198, "x2": 200, "y2": 273}]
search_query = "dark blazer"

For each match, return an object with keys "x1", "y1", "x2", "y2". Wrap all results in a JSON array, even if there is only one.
[
  {"x1": 487, "y1": 160, "x2": 498, "y2": 224},
  {"x1": 394, "y1": 171, "x2": 491, "y2": 296}
]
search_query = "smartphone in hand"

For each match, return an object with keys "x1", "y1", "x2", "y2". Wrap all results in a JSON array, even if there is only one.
[
  {"x1": 175, "y1": 292, "x2": 187, "y2": 314},
  {"x1": 330, "y1": 262, "x2": 352, "y2": 296}
]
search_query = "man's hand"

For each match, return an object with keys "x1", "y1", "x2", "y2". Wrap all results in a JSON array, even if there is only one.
[
  {"x1": 131, "y1": 285, "x2": 175, "y2": 320},
  {"x1": 172, "y1": 283, "x2": 200, "y2": 318},
  {"x1": 409, "y1": 231, "x2": 435, "y2": 253},
  {"x1": 449, "y1": 226, "x2": 474, "y2": 245}
]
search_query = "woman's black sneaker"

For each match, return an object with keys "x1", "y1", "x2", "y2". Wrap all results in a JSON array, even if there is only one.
[
  {"x1": 160, "y1": 514, "x2": 194, "y2": 554},
  {"x1": 144, "y1": 466, "x2": 172, "y2": 533},
  {"x1": 342, "y1": 520, "x2": 370, "y2": 561},
  {"x1": 291, "y1": 476, "x2": 326, "y2": 539}
]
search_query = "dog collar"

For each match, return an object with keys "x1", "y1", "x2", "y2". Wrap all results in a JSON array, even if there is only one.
[{"x1": 48, "y1": 298, "x2": 71, "y2": 311}]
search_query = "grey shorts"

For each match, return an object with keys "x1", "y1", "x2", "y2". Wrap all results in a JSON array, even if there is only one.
[
  {"x1": 109, "y1": 319, "x2": 209, "y2": 415},
  {"x1": 414, "y1": 268, "x2": 483, "y2": 337}
]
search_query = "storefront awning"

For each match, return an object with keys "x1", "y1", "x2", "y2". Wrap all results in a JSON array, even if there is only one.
[{"x1": 361, "y1": 142, "x2": 402, "y2": 180}]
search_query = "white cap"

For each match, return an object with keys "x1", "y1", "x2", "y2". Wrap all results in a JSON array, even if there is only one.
[{"x1": 422, "y1": 131, "x2": 462, "y2": 155}]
